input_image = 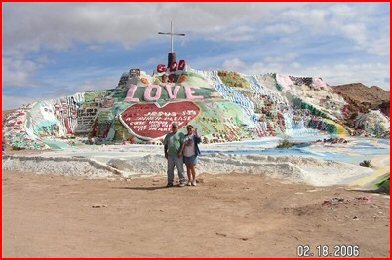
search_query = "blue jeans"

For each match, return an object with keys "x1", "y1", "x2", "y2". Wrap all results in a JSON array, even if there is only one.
[
  {"x1": 183, "y1": 155, "x2": 198, "y2": 165},
  {"x1": 167, "y1": 155, "x2": 185, "y2": 184}
]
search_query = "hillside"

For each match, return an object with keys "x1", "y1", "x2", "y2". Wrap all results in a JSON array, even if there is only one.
[
  {"x1": 333, "y1": 83, "x2": 390, "y2": 116},
  {"x1": 2, "y1": 66, "x2": 390, "y2": 150}
]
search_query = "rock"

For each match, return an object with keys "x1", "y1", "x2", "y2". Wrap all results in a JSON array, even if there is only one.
[
  {"x1": 92, "y1": 204, "x2": 107, "y2": 208},
  {"x1": 322, "y1": 197, "x2": 347, "y2": 206},
  {"x1": 196, "y1": 178, "x2": 204, "y2": 183},
  {"x1": 356, "y1": 196, "x2": 368, "y2": 200}
]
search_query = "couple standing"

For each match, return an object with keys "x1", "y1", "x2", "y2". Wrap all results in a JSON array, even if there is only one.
[{"x1": 163, "y1": 122, "x2": 201, "y2": 187}]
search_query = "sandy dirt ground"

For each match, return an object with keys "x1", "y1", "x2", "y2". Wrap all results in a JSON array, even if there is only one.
[{"x1": 2, "y1": 170, "x2": 390, "y2": 257}]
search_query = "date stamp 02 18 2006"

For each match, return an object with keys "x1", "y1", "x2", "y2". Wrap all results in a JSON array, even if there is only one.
[{"x1": 297, "y1": 244, "x2": 360, "y2": 257}]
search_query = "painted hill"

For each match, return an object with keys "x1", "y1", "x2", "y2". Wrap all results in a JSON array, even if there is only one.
[{"x1": 3, "y1": 64, "x2": 390, "y2": 150}]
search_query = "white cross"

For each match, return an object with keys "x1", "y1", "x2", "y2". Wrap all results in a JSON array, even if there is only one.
[{"x1": 158, "y1": 21, "x2": 185, "y2": 53}]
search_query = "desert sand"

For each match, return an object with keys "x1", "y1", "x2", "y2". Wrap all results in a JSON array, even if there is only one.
[{"x1": 2, "y1": 170, "x2": 389, "y2": 257}]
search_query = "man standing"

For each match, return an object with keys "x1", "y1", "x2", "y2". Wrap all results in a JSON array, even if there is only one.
[{"x1": 164, "y1": 122, "x2": 186, "y2": 187}]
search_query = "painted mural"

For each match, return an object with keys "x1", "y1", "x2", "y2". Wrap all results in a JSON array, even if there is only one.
[
  {"x1": 3, "y1": 60, "x2": 390, "y2": 150},
  {"x1": 120, "y1": 101, "x2": 200, "y2": 140}
]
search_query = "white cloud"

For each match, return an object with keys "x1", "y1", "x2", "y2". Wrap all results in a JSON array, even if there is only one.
[
  {"x1": 3, "y1": 3, "x2": 287, "y2": 55},
  {"x1": 2, "y1": 57, "x2": 40, "y2": 87},
  {"x1": 206, "y1": 25, "x2": 256, "y2": 42},
  {"x1": 222, "y1": 58, "x2": 283, "y2": 75},
  {"x1": 296, "y1": 62, "x2": 390, "y2": 89},
  {"x1": 371, "y1": 37, "x2": 390, "y2": 56},
  {"x1": 72, "y1": 76, "x2": 120, "y2": 93},
  {"x1": 276, "y1": 3, "x2": 389, "y2": 56},
  {"x1": 2, "y1": 95, "x2": 37, "y2": 110},
  {"x1": 3, "y1": 3, "x2": 287, "y2": 89},
  {"x1": 264, "y1": 53, "x2": 299, "y2": 64},
  {"x1": 222, "y1": 53, "x2": 300, "y2": 75},
  {"x1": 2, "y1": 2, "x2": 389, "y2": 104},
  {"x1": 2, "y1": 74, "x2": 120, "y2": 110},
  {"x1": 222, "y1": 57, "x2": 390, "y2": 90},
  {"x1": 4, "y1": 3, "x2": 388, "y2": 57},
  {"x1": 264, "y1": 24, "x2": 299, "y2": 34},
  {"x1": 222, "y1": 58, "x2": 247, "y2": 71}
]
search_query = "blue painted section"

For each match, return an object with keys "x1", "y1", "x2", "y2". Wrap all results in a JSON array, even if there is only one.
[
  {"x1": 42, "y1": 139, "x2": 70, "y2": 150},
  {"x1": 201, "y1": 137, "x2": 390, "y2": 165}
]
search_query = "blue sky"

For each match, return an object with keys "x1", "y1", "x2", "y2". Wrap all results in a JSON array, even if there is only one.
[{"x1": 2, "y1": 2, "x2": 390, "y2": 110}]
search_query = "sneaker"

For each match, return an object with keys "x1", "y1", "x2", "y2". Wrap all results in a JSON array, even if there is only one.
[
  {"x1": 166, "y1": 183, "x2": 174, "y2": 188},
  {"x1": 178, "y1": 182, "x2": 186, "y2": 187},
  {"x1": 187, "y1": 182, "x2": 192, "y2": 186},
  {"x1": 191, "y1": 181, "x2": 197, "y2": 186}
]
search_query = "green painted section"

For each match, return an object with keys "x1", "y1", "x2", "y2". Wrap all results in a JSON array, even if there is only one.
[
  {"x1": 218, "y1": 71, "x2": 251, "y2": 89},
  {"x1": 376, "y1": 174, "x2": 390, "y2": 193},
  {"x1": 42, "y1": 139, "x2": 70, "y2": 150}
]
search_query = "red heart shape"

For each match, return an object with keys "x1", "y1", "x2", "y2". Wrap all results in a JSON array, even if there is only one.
[{"x1": 120, "y1": 101, "x2": 200, "y2": 140}]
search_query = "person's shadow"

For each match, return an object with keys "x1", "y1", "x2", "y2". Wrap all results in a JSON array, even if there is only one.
[{"x1": 112, "y1": 186, "x2": 170, "y2": 191}]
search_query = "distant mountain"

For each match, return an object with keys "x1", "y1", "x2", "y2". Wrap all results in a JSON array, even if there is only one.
[{"x1": 332, "y1": 83, "x2": 390, "y2": 116}]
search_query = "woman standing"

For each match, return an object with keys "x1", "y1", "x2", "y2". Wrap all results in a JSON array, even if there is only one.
[{"x1": 180, "y1": 125, "x2": 201, "y2": 186}]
